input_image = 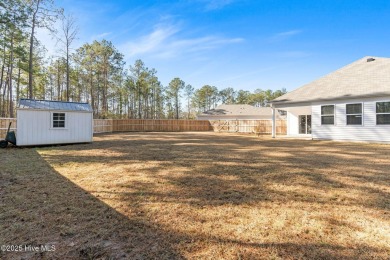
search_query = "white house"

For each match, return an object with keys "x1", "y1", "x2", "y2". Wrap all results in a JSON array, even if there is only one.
[
  {"x1": 16, "y1": 99, "x2": 93, "y2": 146},
  {"x1": 197, "y1": 104, "x2": 285, "y2": 120},
  {"x1": 270, "y1": 56, "x2": 390, "y2": 142}
]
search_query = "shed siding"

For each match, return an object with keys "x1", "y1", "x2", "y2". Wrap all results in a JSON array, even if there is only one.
[
  {"x1": 17, "y1": 110, "x2": 93, "y2": 146},
  {"x1": 311, "y1": 97, "x2": 390, "y2": 142}
]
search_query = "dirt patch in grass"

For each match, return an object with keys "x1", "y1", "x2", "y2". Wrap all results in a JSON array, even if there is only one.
[{"x1": 1, "y1": 132, "x2": 389, "y2": 259}]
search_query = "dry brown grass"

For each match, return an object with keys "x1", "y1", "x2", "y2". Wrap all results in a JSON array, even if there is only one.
[{"x1": 1, "y1": 132, "x2": 389, "y2": 259}]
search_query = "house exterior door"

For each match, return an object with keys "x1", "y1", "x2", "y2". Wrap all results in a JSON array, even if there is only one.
[{"x1": 299, "y1": 115, "x2": 312, "y2": 134}]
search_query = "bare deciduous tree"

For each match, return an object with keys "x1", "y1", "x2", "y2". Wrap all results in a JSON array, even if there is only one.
[{"x1": 57, "y1": 13, "x2": 78, "y2": 101}]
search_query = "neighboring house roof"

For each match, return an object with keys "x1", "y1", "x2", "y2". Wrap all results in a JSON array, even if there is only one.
[
  {"x1": 18, "y1": 99, "x2": 93, "y2": 112},
  {"x1": 271, "y1": 56, "x2": 390, "y2": 106},
  {"x1": 198, "y1": 104, "x2": 281, "y2": 118}
]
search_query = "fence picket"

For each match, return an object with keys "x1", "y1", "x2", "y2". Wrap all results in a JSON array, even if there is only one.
[{"x1": 0, "y1": 118, "x2": 286, "y2": 136}]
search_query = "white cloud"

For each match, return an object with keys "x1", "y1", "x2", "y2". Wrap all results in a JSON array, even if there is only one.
[
  {"x1": 120, "y1": 22, "x2": 244, "y2": 59},
  {"x1": 93, "y1": 32, "x2": 112, "y2": 40},
  {"x1": 124, "y1": 24, "x2": 179, "y2": 57},
  {"x1": 269, "y1": 30, "x2": 303, "y2": 42}
]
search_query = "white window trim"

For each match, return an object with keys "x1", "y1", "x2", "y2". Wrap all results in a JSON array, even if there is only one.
[
  {"x1": 50, "y1": 111, "x2": 68, "y2": 130},
  {"x1": 346, "y1": 102, "x2": 364, "y2": 126},
  {"x1": 321, "y1": 104, "x2": 335, "y2": 126},
  {"x1": 376, "y1": 101, "x2": 390, "y2": 126}
]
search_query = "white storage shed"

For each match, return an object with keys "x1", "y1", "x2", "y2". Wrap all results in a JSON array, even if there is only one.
[{"x1": 16, "y1": 99, "x2": 93, "y2": 146}]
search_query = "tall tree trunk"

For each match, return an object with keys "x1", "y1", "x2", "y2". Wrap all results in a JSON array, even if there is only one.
[
  {"x1": 90, "y1": 71, "x2": 94, "y2": 117},
  {"x1": 49, "y1": 74, "x2": 53, "y2": 100},
  {"x1": 2, "y1": 78, "x2": 8, "y2": 117},
  {"x1": 0, "y1": 64, "x2": 4, "y2": 112},
  {"x1": 0, "y1": 39, "x2": 6, "y2": 113},
  {"x1": 119, "y1": 91, "x2": 123, "y2": 117},
  {"x1": 137, "y1": 83, "x2": 141, "y2": 119},
  {"x1": 16, "y1": 67, "x2": 21, "y2": 102},
  {"x1": 102, "y1": 67, "x2": 107, "y2": 113},
  {"x1": 57, "y1": 61, "x2": 61, "y2": 100},
  {"x1": 127, "y1": 98, "x2": 131, "y2": 119},
  {"x1": 187, "y1": 98, "x2": 190, "y2": 119},
  {"x1": 66, "y1": 43, "x2": 70, "y2": 101},
  {"x1": 77, "y1": 71, "x2": 81, "y2": 101},
  {"x1": 96, "y1": 73, "x2": 100, "y2": 117},
  {"x1": 3, "y1": 42, "x2": 12, "y2": 117},
  {"x1": 5, "y1": 78, "x2": 9, "y2": 117},
  {"x1": 9, "y1": 29, "x2": 14, "y2": 118},
  {"x1": 175, "y1": 94, "x2": 179, "y2": 119},
  {"x1": 144, "y1": 95, "x2": 147, "y2": 119},
  {"x1": 28, "y1": 0, "x2": 40, "y2": 99}
]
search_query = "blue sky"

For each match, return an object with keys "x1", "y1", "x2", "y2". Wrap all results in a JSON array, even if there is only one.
[{"x1": 41, "y1": 0, "x2": 390, "y2": 92}]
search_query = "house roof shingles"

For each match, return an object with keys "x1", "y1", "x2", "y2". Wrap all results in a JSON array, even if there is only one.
[
  {"x1": 18, "y1": 99, "x2": 93, "y2": 112},
  {"x1": 271, "y1": 56, "x2": 390, "y2": 105},
  {"x1": 199, "y1": 104, "x2": 277, "y2": 117}
]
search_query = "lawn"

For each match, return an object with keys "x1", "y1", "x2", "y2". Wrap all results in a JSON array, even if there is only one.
[{"x1": 1, "y1": 132, "x2": 389, "y2": 259}]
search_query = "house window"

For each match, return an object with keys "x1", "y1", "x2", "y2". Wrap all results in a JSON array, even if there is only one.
[
  {"x1": 376, "y1": 102, "x2": 390, "y2": 125},
  {"x1": 346, "y1": 103, "x2": 362, "y2": 125},
  {"x1": 53, "y1": 113, "x2": 65, "y2": 128},
  {"x1": 321, "y1": 105, "x2": 335, "y2": 125}
]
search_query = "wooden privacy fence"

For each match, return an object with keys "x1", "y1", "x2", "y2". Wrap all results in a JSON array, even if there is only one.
[
  {"x1": 94, "y1": 119, "x2": 114, "y2": 133},
  {"x1": 0, "y1": 118, "x2": 286, "y2": 135},
  {"x1": 95, "y1": 119, "x2": 213, "y2": 133},
  {"x1": 0, "y1": 118, "x2": 212, "y2": 135},
  {"x1": 0, "y1": 118, "x2": 17, "y2": 137},
  {"x1": 209, "y1": 119, "x2": 287, "y2": 135}
]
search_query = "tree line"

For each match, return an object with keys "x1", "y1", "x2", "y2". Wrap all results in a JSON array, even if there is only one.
[{"x1": 0, "y1": 0, "x2": 287, "y2": 119}]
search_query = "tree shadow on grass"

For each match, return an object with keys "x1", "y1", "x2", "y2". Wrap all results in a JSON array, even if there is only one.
[{"x1": 0, "y1": 149, "x2": 185, "y2": 259}]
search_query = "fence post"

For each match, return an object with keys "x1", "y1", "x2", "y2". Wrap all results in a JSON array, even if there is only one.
[{"x1": 271, "y1": 108, "x2": 276, "y2": 138}]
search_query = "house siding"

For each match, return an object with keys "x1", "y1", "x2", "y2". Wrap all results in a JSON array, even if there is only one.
[
  {"x1": 16, "y1": 109, "x2": 93, "y2": 146},
  {"x1": 287, "y1": 113, "x2": 299, "y2": 135},
  {"x1": 284, "y1": 106, "x2": 312, "y2": 136},
  {"x1": 311, "y1": 97, "x2": 390, "y2": 142}
]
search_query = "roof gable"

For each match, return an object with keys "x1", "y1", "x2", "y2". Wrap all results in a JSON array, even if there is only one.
[
  {"x1": 272, "y1": 56, "x2": 390, "y2": 105},
  {"x1": 199, "y1": 104, "x2": 276, "y2": 117},
  {"x1": 18, "y1": 99, "x2": 93, "y2": 112}
]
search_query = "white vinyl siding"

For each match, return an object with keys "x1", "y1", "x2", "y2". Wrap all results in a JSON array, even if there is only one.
[
  {"x1": 312, "y1": 97, "x2": 390, "y2": 142},
  {"x1": 17, "y1": 110, "x2": 93, "y2": 146},
  {"x1": 287, "y1": 112, "x2": 299, "y2": 135},
  {"x1": 285, "y1": 106, "x2": 312, "y2": 136}
]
